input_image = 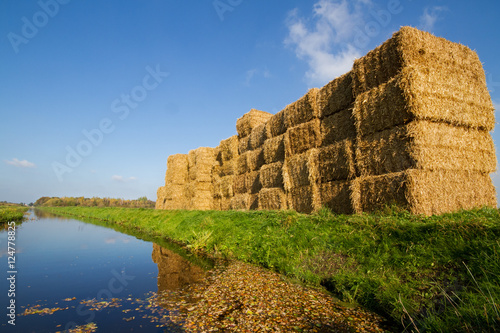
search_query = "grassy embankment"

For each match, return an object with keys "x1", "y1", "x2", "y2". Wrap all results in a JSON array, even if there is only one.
[
  {"x1": 41, "y1": 205, "x2": 500, "y2": 332},
  {"x1": 0, "y1": 204, "x2": 29, "y2": 223}
]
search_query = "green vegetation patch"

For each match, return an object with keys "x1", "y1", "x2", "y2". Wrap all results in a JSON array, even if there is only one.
[
  {"x1": 0, "y1": 204, "x2": 29, "y2": 223},
  {"x1": 41, "y1": 206, "x2": 500, "y2": 332}
]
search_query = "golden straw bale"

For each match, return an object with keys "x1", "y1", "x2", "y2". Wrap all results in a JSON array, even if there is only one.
[
  {"x1": 288, "y1": 184, "x2": 321, "y2": 214},
  {"x1": 320, "y1": 107, "x2": 356, "y2": 146},
  {"x1": 236, "y1": 109, "x2": 273, "y2": 138},
  {"x1": 356, "y1": 120, "x2": 497, "y2": 176},
  {"x1": 317, "y1": 72, "x2": 354, "y2": 118},
  {"x1": 247, "y1": 171, "x2": 262, "y2": 194},
  {"x1": 356, "y1": 169, "x2": 497, "y2": 216},
  {"x1": 165, "y1": 184, "x2": 186, "y2": 201},
  {"x1": 266, "y1": 109, "x2": 287, "y2": 138},
  {"x1": 258, "y1": 188, "x2": 287, "y2": 210},
  {"x1": 238, "y1": 136, "x2": 251, "y2": 155},
  {"x1": 283, "y1": 149, "x2": 319, "y2": 190},
  {"x1": 212, "y1": 197, "x2": 222, "y2": 211},
  {"x1": 155, "y1": 186, "x2": 167, "y2": 209},
  {"x1": 211, "y1": 177, "x2": 222, "y2": 199},
  {"x1": 220, "y1": 176, "x2": 235, "y2": 198},
  {"x1": 188, "y1": 147, "x2": 217, "y2": 182},
  {"x1": 234, "y1": 173, "x2": 248, "y2": 194},
  {"x1": 231, "y1": 194, "x2": 250, "y2": 210},
  {"x1": 263, "y1": 134, "x2": 285, "y2": 164},
  {"x1": 218, "y1": 136, "x2": 239, "y2": 162},
  {"x1": 354, "y1": 66, "x2": 495, "y2": 136},
  {"x1": 260, "y1": 162, "x2": 284, "y2": 189},
  {"x1": 318, "y1": 140, "x2": 356, "y2": 183},
  {"x1": 319, "y1": 180, "x2": 354, "y2": 214},
  {"x1": 218, "y1": 160, "x2": 236, "y2": 177},
  {"x1": 185, "y1": 181, "x2": 212, "y2": 200},
  {"x1": 249, "y1": 123, "x2": 268, "y2": 150},
  {"x1": 164, "y1": 199, "x2": 188, "y2": 210},
  {"x1": 284, "y1": 88, "x2": 319, "y2": 128},
  {"x1": 165, "y1": 154, "x2": 189, "y2": 185},
  {"x1": 248, "y1": 148, "x2": 265, "y2": 172},
  {"x1": 249, "y1": 194, "x2": 259, "y2": 210},
  {"x1": 221, "y1": 197, "x2": 231, "y2": 211},
  {"x1": 189, "y1": 190, "x2": 213, "y2": 211},
  {"x1": 285, "y1": 119, "x2": 321, "y2": 156},
  {"x1": 353, "y1": 26, "x2": 486, "y2": 95},
  {"x1": 236, "y1": 152, "x2": 249, "y2": 175}
]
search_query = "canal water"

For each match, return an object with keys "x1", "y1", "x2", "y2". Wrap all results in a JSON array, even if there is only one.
[{"x1": 0, "y1": 210, "x2": 214, "y2": 332}]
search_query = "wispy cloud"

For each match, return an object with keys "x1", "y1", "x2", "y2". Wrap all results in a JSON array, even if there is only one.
[
  {"x1": 111, "y1": 175, "x2": 137, "y2": 182},
  {"x1": 419, "y1": 6, "x2": 447, "y2": 32},
  {"x1": 244, "y1": 68, "x2": 271, "y2": 86},
  {"x1": 5, "y1": 158, "x2": 36, "y2": 168},
  {"x1": 285, "y1": 0, "x2": 370, "y2": 86}
]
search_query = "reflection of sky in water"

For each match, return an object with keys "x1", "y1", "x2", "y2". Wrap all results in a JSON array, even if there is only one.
[{"x1": 0, "y1": 210, "x2": 205, "y2": 332}]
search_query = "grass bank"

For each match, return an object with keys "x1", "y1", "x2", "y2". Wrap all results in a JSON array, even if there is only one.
[
  {"x1": 0, "y1": 204, "x2": 29, "y2": 223},
  {"x1": 41, "y1": 206, "x2": 500, "y2": 332}
]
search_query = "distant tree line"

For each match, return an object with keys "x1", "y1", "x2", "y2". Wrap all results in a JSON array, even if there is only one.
[{"x1": 35, "y1": 196, "x2": 155, "y2": 208}]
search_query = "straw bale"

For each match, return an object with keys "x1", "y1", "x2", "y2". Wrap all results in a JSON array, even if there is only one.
[
  {"x1": 165, "y1": 184, "x2": 186, "y2": 201},
  {"x1": 218, "y1": 136, "x2": 239, "y2": 162},
  {"x1": 249, "y1": 123, "x2": 268, "y2": 150},
  {"x1": 354, "y1": 66, "x2": 495, "y2": 136},
  {"x1": 285, "y1": 119, "x2": 321, "y2": 156},
  {"x1": 318, "y1": 140, "x2": 356, "y2": 183},
  {"x1": 236, "y1": 153, "x2": 249, "y2": 175},
  {"x1": 288, "y1": 184, "x2": 320, "y2": 214},
  {"x1": 188, "y1": 147, "x2": 216, "y2": 182},
  {"x1": 189, "y1": 190, "x2": 213, "y2": 211},
  {"x1": 260, "y1": 162, "x2": 284, "y2": 189},
  {"x1": 236, "y1": 109, "x2": 273, "y2": 138},
  {"x1": 164, "y1": 199, "x2": 189, "y2": 210},
  {"x1": 220, "y1": 176, "x2": 235, "y2": 198},
  {"x1": 317, "y1": 72, "x2": 354, "y2": 118},
  {"x1": 234, "y1": 174, "x2": 248, "y2": 194},
  {"x1": 258, "y1": 188, "x2": 287, "y2": 211},
  {"x1": 283, "y1": 149, "x2": 319, "y2": 190},
  {"x1": 320, "y1": 107, "x2": 356, "y2": 146},
  {"x1": 263, "y1": 134, "x2": 285, "y2": 164},
  {"x1": 218, "y1": 160, "x2": 236, "y2": 177},
  {"x1": 357, "y1": 169, "x2": 497, "y2": 216},
  {"x1": 238, "y1": 136, "x2": 251, "y2": 155},
  {"x1": 212, "y1": 197, "x2": 222, "y2": 211},
  {"x1": 266, "y1": 109, "x2": 287, "y2": 138},
  {"x1": 156, "y1": 186, "x2": 167, "y2": 209},
  {"x1": 185, "y1": 182, "x2": 212, "y2": 200},
  {"x1": 211, "y1": 177, "x2": 222, "y2": 199},
  {"x1": 353, "y1": 26, "x2": 486, "y2": 95},
  {"x1": 319, "y1": 180, "x2": 354, "y2": 214},
  {"x1": 221, "y1": 197, "x2": 232, "y2": 211},
  {"x1": 284, "y1": 88, "x2": 319, "y2": 128},
  {"x1": 356, "y1": 120, "x2": 497, "y2": 176},
  {"x1": 231, "y1": 194, "x2": 250, "y2": 210},
  {"x1": 165, "y1": 154, "x2": 189, "y2": 185},
  {"x1": 247, "y1": 148, "x2": 265, "y2": 172},
  {"x1": 247, "y1": 171, "x2": 262, "y2": 194}
]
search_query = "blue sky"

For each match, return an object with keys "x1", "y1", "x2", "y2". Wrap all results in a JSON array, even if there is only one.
[{"x1": 1, "y1": 0, "x2": 499, "y2": 204}]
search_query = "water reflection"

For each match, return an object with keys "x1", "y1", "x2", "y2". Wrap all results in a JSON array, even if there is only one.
[{"x1": 152, "y1": 243, "x2": 206, "y2": 292}]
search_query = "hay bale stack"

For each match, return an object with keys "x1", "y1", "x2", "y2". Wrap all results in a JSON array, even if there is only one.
[
  {"x1": 317, "y1": 72, "x2": 354, "y2": 119},
  {"x1": 356, "y1": 121, "x2": 497, "y2": 177},
  {"x1": 319, "y1": 181, "x2": 354, "y2": 214},
  {"x1": 165, "y1": 154, "x2": 189, "y2": 185},
  {"x1": 354, "y1": 170, "x2": 497, "y2": 215},
  {"x1": 218, "y1": 136, "x2": 239, "y2": 162},
  {"x1": 260, "y1": 162, "x2": 284, "y2": 189},
  {"x1": 266, "y1": 109, "x2": 287, "y2": 138},
  {"x1": 283, "y1": 149, "x2": 319, "y2": 191},
  {"x1": 318, "y1": 140, "x2": 356, "y2": 183},
  {"x1": 258, "y1": 188, "x2": 287, "y2": 210},
  {"x1": 231, "y1": 194, "x2": 250, "y2": 210},
  {"x1": 247, "y1": 148, "x2": 265, "y2": 172},
  {"x1": 284, "y1": 88, "x2": 319, "y2": 128},
  {"x1": 285, "y1": 119, "x2": 321, "y2": 156},
  {"x1": 353, "y1": 27, "x2": 495, "y2": 134},
  {"x1": 287, "y1": 185, "x2": 321, "y2": 214},
  {"x1": 320, "y1": 107, "x2": 356, "y2": 146},
  {"x1": 156, "y1": 186, "x2": 167, "y2": 209},
  {"x1": 188, "y1": 147, "x2": 217, "y2": 183},
  {"x1": 249, "y1": 123, "x2": 268, "y2": 150},
  {"x1": 236, "y1": 109, "x2": 273, "y2": 139},
  {"x1": 263, "y1": 134, "x2": 286, "y2": 164}
]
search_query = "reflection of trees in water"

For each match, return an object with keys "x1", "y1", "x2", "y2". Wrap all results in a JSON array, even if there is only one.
[
  {"x1": 152, "y1": 243, "x2": 206, "y2": 292},
  {"x1": 33, "y1": 209, "x2": 69, "y2": 220}
]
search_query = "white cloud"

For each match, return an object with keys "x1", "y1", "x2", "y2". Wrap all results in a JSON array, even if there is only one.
[
  {"x1": 111, "y1": 175, "x2": 136, "y2": 182},
  {"x1": 419, "y1": 6, "x2": 447, "y2": 32},
  {"x1": 285, "y1": 0, "x2": 370, "y2": 86},
  {"x1": 5, "y1": 158, "x2": 36, "y2": 168}
]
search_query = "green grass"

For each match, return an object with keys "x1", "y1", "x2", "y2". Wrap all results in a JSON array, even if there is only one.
[
  {"x1": 40, "y1": 205, "x2": 500, "y2": 332},
  {"x1": 0, "y1": 205, "x2": 29, "y2": 223}
]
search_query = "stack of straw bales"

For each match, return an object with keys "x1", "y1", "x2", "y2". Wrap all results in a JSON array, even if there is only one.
[
  {"x1": 156, "y1": 27, "x2": 496, "y2": 216},
  {"x1": 351, "y1": 26, "x2": 496, "y2": 215}
]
